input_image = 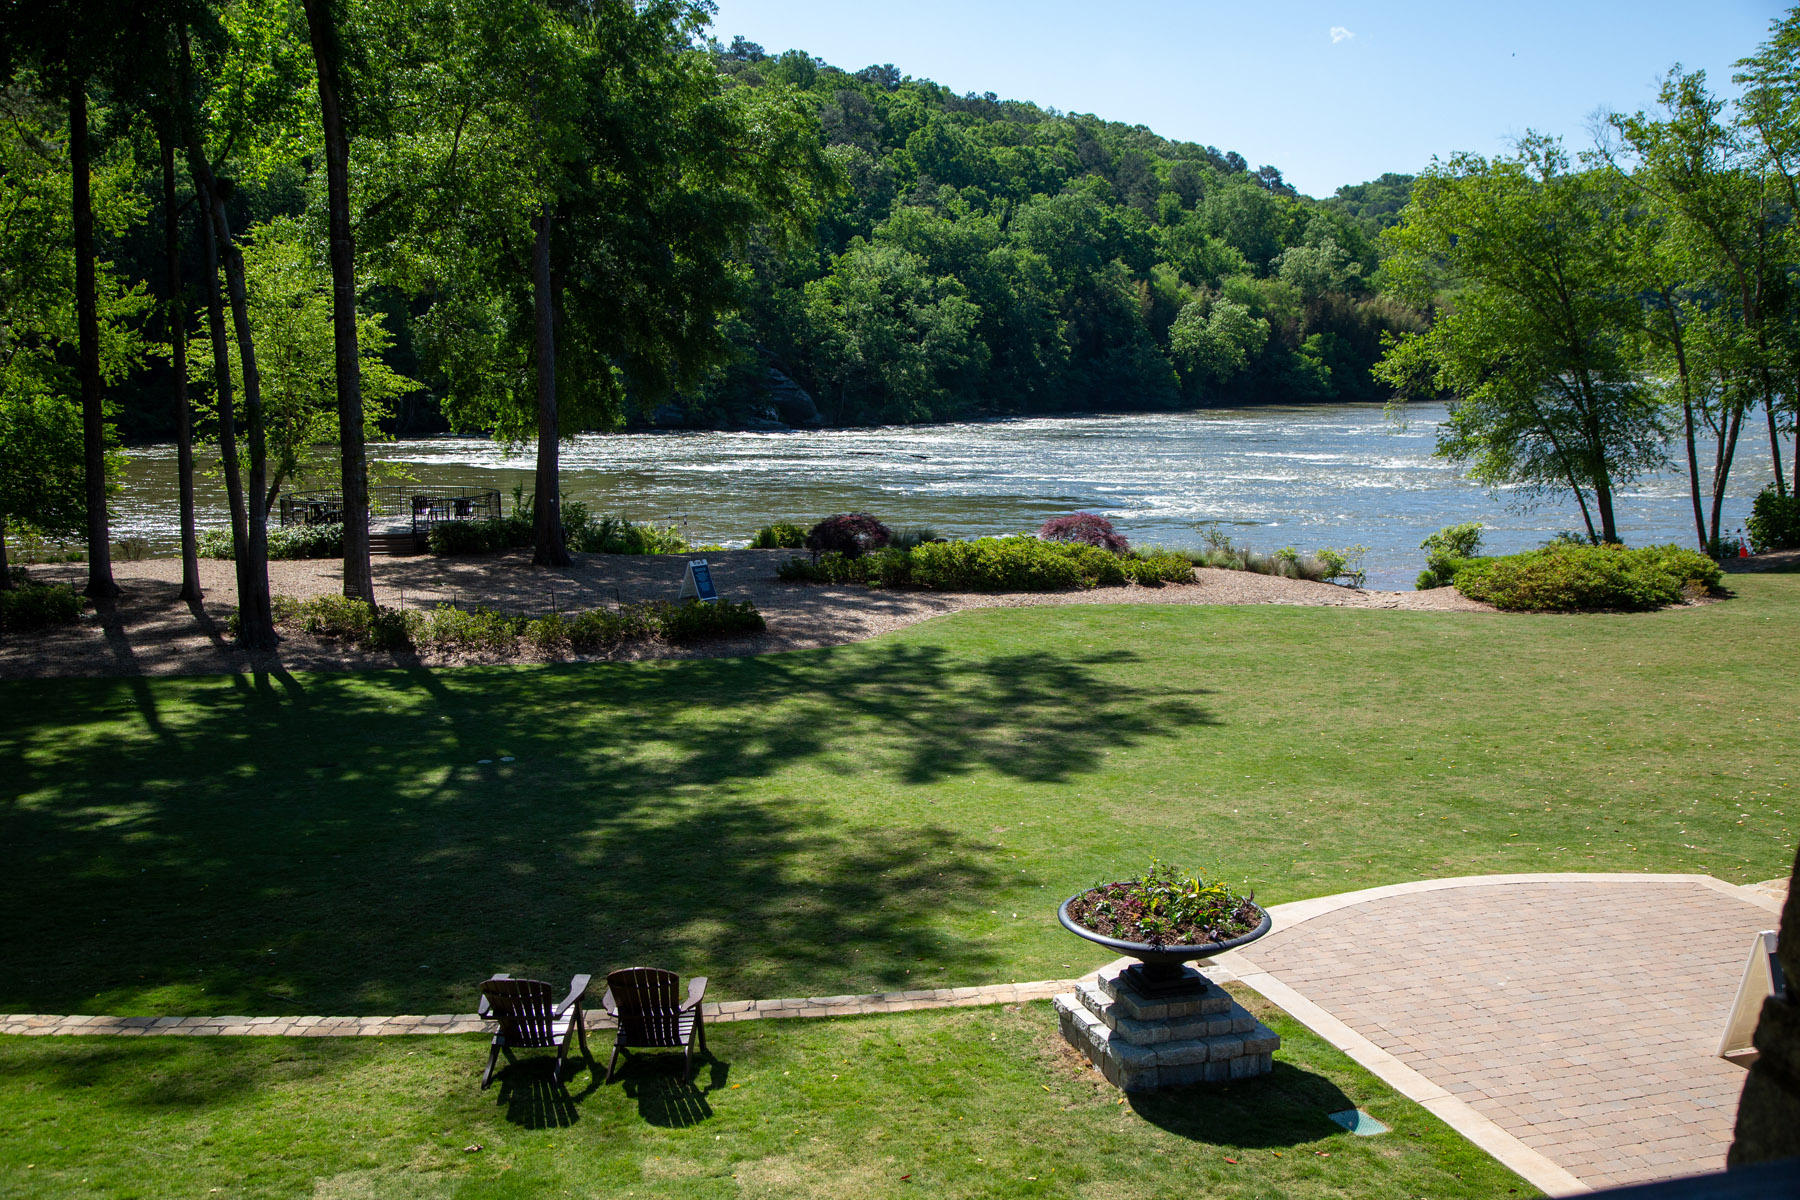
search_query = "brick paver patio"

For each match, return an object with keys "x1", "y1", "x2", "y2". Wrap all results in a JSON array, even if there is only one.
[{"x1": 1219, "y1": 873, "x2": 1785, "y2": 1194}]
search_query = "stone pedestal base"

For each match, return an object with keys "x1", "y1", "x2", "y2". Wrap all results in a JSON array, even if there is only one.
[{"x1": 1054, "y1": 962, "x2": 1279, "y2": 1092}]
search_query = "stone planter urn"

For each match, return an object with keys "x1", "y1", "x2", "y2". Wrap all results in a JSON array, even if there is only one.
[{"x1": 1054, "y1": 888, "x2": 1281, "y2": 1092}]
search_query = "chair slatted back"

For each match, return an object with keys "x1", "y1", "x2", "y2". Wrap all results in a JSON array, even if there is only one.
[
  {"x1": 608, "y1": 968, "x2": 684, "y2": 1047},
  {"x1": 482, "y1": 978, "x2": 559, "y2": 1047}
]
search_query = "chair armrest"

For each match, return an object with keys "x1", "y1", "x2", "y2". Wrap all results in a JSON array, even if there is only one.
[
  {"x1": 556, "y1": 974, "x2": 593, "y2": 1016},
  {"x1": 681, "y1": 976, "x2": 709, "y2": 1011},
  {"x1": 476, "y1": 973, "x2": 513, "y2": 1019}
]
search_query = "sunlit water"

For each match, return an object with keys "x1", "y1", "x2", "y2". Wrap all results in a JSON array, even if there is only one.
[{"x1": 114, "y1": 403, "x2": 1775, "y2": 590}]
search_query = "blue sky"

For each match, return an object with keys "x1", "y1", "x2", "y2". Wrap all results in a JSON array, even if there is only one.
[{"x1": 706, "y1": 0, "x2": 1789, "y2": 198}]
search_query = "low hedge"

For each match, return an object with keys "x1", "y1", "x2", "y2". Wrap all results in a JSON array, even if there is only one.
[
  {"x1": 0, "y1": 579, "x2": 82, "y2": 632},
  {"x1": 265, "y1": 593, "x2": 764, "y2": 654},
  {"x1": 198, "y1": 523, "x2": 345, "y2": 561},
  {"x1": 1452, "y1": 543, "x2": 1723, "y2": 612},
  {"x1": 777, "y1": 536, "x2": 1194, "y2": 592}
]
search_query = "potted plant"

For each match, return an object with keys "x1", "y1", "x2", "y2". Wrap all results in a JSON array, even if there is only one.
[{"x1": 1058, "y1": 861, "x2": 1270, "y2": 996}]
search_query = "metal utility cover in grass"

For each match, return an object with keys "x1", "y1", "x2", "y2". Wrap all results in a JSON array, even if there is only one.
[{"x1": 1327, "y1": 1109, "x2": 1390, "y2": 1136}]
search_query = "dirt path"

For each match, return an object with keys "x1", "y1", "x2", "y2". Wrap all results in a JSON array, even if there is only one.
[{"x1": 3, "y1": 548, "x2": 1495, "y2": 680}]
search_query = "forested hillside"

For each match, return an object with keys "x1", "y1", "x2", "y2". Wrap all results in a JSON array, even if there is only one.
[{"x1": 672, "y1": 40, "x2": 1421, "y2": 428}]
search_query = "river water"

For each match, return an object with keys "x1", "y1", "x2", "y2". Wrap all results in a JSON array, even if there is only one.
[{"x1": 114, "y1": 403, "x2": 1774, "y2": 590}]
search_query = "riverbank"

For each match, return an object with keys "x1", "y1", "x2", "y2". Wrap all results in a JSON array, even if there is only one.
[{"x1": 1, "y1": 549, "x2": 1493, "y2": 680}]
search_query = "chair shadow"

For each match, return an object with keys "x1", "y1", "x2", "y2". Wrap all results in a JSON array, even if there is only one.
[
  {"x1": 615, "y1": 1052, "x2": 729, "y2": 1128},
  {"x1": 490, "y1": 1053, "x2": 600, "y2": 1129}
]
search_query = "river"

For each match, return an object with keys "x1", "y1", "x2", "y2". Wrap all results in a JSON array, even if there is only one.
[{"x1": 113, "y1": 403, "x2": 1774, "y2": 590}]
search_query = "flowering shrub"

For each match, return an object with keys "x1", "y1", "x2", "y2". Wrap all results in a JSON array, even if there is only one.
[
  {"x1": 806, "y1": 513, "x2": 892, "y2": 558},
  {"x1": 262, "y1": 595, "x2": 763, "y2": 653},
  {"x1": 1037, "y1": 512, "x2": 1128, "y2": 553},
  {"x1": 1065, "y1": 861, "x2": 1260, "y2": 948}
]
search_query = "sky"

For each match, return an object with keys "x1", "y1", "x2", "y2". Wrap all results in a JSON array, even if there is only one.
[{"x1": 705, "y1": 0, "x2": 1790, "y2": 198}]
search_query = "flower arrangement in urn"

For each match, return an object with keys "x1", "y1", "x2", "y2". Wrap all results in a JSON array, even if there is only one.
[{"x1": 1063, "y1": 861, "x2": 1261, "y2": 948}]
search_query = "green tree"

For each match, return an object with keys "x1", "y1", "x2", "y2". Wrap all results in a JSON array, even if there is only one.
[
  {"x1": 0, "y1": 82, "x2": 145, "y2": 584},
  {"x1": 1376, "y1": 138, "x2": 1665, "y2": 543},
  {"x1": 368, "y1": 0, "x2": 827, "y2": 566},
  {"x1": 1169, "y1": 297, "x2": 1268, "y2": 395},
  {"x1": 803, "y1": 240, "x2": 987, "y2": 423},
  {"x1": 188, "y1": 215, "x2": 414, "y2": 514},
  {"x1": 1608, "y1": 70, "x2": 1772, "y2": 551}
]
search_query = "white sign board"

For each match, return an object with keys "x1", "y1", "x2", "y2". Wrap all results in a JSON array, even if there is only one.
[
  {"x1": 1718, "y1": 929, "x2": 1782, "y2": 1065},
  {"x1": 678, "y1": 559, "x2": 719, "y2": 603}
]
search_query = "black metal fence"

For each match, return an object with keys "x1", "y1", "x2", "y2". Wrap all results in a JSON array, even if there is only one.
[{"x1": 279, "y1": 486, "x2": 504, "y2": 535}]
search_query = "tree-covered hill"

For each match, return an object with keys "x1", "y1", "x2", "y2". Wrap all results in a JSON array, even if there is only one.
[{"x1": 658, "y1": 41, "x2": 1420, "y2": 428}]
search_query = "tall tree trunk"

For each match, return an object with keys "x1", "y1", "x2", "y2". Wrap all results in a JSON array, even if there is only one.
[
  {"x1": 0, "y1": 517, "x2": 10, "y2": 589},
  {"x1": 1710, "y1": 402, "x2": 1745, "y2": 547},
  {"x1": 197, "y1": 204, "x2": 247, "y2": 561},
  {"x1": 161, "y1": 131, "x2": 201, "y2": 602},
  {"x1": 173, "y1": 26, "x2": 274, "y2": 648},
  {"x1": 302, "y1": 0, "x2": 373, "y2": 603},
  {"x1": 530, "y1": 203, "x2": 569, "y2": 568},
  {"x1": 70, "y1": 78, "x2": 118, "y2": 599},
  {"x1": 215, "y1": 191, "x2": 277, "y2": 649},
  {"x1": 1660, "y1": 292, "x2": 1707, "y2": 551},
  {"x1": 1767, "y1": 390, "x2": 1787, "y2": 500}
]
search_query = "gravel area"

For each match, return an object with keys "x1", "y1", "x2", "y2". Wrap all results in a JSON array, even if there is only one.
[{"x1": 4, "y1": 548, "x2": 1496, "y2": 680}]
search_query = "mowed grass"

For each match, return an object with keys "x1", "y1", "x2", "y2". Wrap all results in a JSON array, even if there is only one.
[
  {"x1": 0, "y1": 995, "x2": 1534, "y2": 1200},
  {"x1": 1, "y1": 576, "x2": 1794, "y2": 1016}
]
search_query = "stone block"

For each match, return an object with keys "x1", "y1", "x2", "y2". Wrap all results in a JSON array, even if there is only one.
[{"x1": 1094, "y1": 964, "x2": 1231, "y2": 1021}]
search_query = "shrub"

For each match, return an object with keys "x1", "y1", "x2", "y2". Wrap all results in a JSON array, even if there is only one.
[
  {"x1": 428, "y1": 517, "x2": 530, "y2": 556},
  {"x1": 569, "y1": 516, "x2": 688, "y2": 555},
  {"x1": 1747, "y1": 484, "x2": 1800, "y2": 554},
  {"x1": 910, "y1": 536, "x2": 1096, "y2": 591},
  {"x1": 751, "y1": 521, "x2": 808, "y2": 549},
  {"x1": 1416, "y1": 522, "x2": 1484, "y2": 588},
  {"x1": 1037, "y1": 512, "x2": 1128, "y2": 553},
  {"x1": 1122, "y1": 550, "x2": 1197, "y2": 586},
  {"x1": 1453, "y1": 543, "x2": 1722, "y2": 612},
  {"x1": 806, "y1": 513, "x2": 891, "y2": 558},
  {"x1": 199, "y1": 523, "x2": 346, "y2": 561},
  {"x1": 1315, "y1": 545, "x2": 1367, "y2": 588},
  {"x1": 267, "y1": 593, "x2": 764, "y2": 654},
  {"x1": 0, "y1": 580, "x2": 82, "y2": 632}
]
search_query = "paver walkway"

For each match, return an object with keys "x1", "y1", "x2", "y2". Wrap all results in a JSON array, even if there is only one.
[{"x1": 1216, "y1": 873, "x2": 1786, "y2": 1195}]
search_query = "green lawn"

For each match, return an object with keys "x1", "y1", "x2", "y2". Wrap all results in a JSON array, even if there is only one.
[
  {"x1": 1, "y1": 576, "x2": 1794, "y2": 1017},
  {"x1": 0, "y1": 995, "x2": 1534, "y2": 1199}
]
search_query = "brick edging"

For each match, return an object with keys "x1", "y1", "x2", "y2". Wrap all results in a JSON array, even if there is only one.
[{"x1": 0, "y1": 979, "x2": 1075, "y2": 1038}]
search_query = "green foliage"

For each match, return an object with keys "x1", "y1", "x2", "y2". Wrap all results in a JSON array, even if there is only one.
[
  {"x1": 566, "y1": 515, "x2": 689, "y2": 555},
  {"x1": 751, "y1": 521, "x2": 809, "y2": 549},
  {"x1": 1376, "y1": 138, "x2": 1668, "y2": 544},
  {"x1": 271, "y1": 593, "x2": 764, "y2": 654},
  {"x1": 1452, "y1": 543, "x2": 1723, "y2": 611},
  {"x1": 1417, "y1": 522, "x2": 1486, "y2": 589},
  {"x1": 0, "y1": 579, "x2": 81, "y2": 632},
  {"x1": 425, "y1": 518, "x2": 531, "y2": 557},
  {"x1": 198, "y1": 523, "x2": 345, "y2": 561},
  {"x1": 782, "y1": 536, "x2": 1193, "y2": 592},
  {"x1": 1747, "y1": 484, "x2": 1800, "y2": 553},
  {"x1": 187, "y1": 216, "x2": 416, "y2": 506},
  {"x1": 1066, "y1": 861, "x2": 1259, "y2": 946},
  {"x1": 1314, "y1": 545, "x2": 1369, "y2": 588}
]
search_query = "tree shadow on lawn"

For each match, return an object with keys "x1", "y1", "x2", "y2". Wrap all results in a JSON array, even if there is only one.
[
  {"x1": 1128, "y1": 1061, "x2": 1358, "y2": 1149},
  {"x1": 0, "y1": 1036, "x2": 368, "y2": 1112},
  {"x1": 0, "y1": 643, "x2": 1216, "y2": 1015}
]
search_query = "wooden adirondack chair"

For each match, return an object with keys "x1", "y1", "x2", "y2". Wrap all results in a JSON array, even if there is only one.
[
  {"x1": 601, "y1": 967, "x2": 708, "y2": 1082},
  {"x1": 476, "y1": 973, "x2": 592, "y2": 1089}
]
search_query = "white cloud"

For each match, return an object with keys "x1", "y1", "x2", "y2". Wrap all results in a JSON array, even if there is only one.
[{"x1": 1330, "y1": 26, "x2": 1355, "y2": 44}]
